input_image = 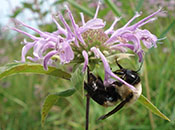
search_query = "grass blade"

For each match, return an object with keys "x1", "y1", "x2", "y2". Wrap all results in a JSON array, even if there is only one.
[
  {"x1": 104, "y1": 0, "x2": 121, "y2": 16},
  {"x1": 0, "y1": 88, "x2": 27, "y2": 109},
  {"x1": 135, "y1": 0, "x2": 144, "y2": 12},
  {"x1": 67, "y1": 0, "x2": 94, "y2": 17},
  {"x1": 159, "y1": 20, "x2": 175, "y2": 38},
  {"x1": 104, "y1": 0, "x2": 126, "y2": 24}
]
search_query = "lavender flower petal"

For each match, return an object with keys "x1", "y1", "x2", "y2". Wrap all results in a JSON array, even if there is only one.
[
  {"x1": 128, "y1": 8, "x2": 162, "y2": 31},
  {"x1": 58, "y1": 14, "x2": 74, "y2": 40},
  {"x1": 27, "y1": 56, "x2": 39, "y2": 62},
  {"x1": 80, "y1": 19, "x2": 106, "y2": 33},
  {"x1": 79, "y1": 2, "x2": 105, "y2": 33},
  {"x1": 65, "y1": 5, "x2": 86, "y2": 45},
  {"x1": 21, "y1": 42, "x2": 35, "y2": 62},
  {"x1": 80, "y1": 12, "x2": 85, "y2": 26},
  {"x1": 13, "y1": 19, "x2": 48, "y2": 38},
  {"x1": 94, "y1": 1, "x2": 101, "y2": 19},
  {"x1": 122, "y1": 33, "x2": 141, "y2": 52},
  {"x1": 136, "y1": 29, "x2": 157, "y2": 48},
  {"x1": 105, "y1": 17, "x2": 121, "y2": 35},
  {"x1": 91, "y1": 47, "x2": 111, "y2": 83},
  {"x1": 33, "y1": 39, "x2": 46, "y2": 58},
  {"x1": 11, "y1": 27, "x2": 39, "y2": 41},
  {"x1": 105, "y1": 29, "x2": 131, "y2": 45},
  {"x1": 137, "y1": 50, "x2": 144, "y2": 62},
  {"x1": 43, "y1": 50, "x2": 58, "y2": 70},
  {"x1": 52, "y1": 16, "x2": 67, "y2": 36},
  {"x1": 91, "y1": 47, "x2": 136, "y2": 90},
  {"x1": 110, "y1": 72, "x2": 136, "y2": 91},
  {"x1": 58, "y1": 41, "x2": 74, "y2": 64},
  {"x1": 82, "y1": 50, "x2": 89, "y2": 73},
  {"x1": 123, "y1": 12, "x2": 141, "y2": 28}
]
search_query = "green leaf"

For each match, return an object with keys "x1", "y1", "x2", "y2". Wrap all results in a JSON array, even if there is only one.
[
  {"x1": 138, "y1": 94, "x2": 170, "y2": 121},
  {"x1": 41, "y1": 88, "x2": 76, "y2": 126},
  {"x1": 0, "y1": 62, "x2": 71, "y2": 80},
  {"x1": 71, "y1": 65, "x2": 85, "y2": 97}
]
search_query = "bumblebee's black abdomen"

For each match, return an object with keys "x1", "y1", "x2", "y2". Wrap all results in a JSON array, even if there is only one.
[
  {"x1": 106, "y1": 85, "x2": 121, "y2": 102},
  {"x1": 84, "y1": 82, "x2": 121, "y2": 106}
]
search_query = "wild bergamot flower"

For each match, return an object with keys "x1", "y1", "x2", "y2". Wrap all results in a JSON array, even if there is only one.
[{"x1": 11, "y1": 2, "x2": 162, "y2": 91}]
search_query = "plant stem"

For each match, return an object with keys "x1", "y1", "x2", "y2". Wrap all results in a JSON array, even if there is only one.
[
  {"x1": 85, "y1": 66, "x2": 90, "y2": 130},
  {"x1": 85, "y1": 95, "x2": 90, "y2": 130}
]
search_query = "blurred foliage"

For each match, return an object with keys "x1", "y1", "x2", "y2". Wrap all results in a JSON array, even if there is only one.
[{"x1": 0, "y1": 0, "x2": 175, "y2": 130}]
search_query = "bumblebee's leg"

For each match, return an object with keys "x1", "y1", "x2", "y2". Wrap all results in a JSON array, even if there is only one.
[
  {"x1": 97, "y1": 93, "x2": 133, "y2": 120},
  {"x1": 116, "y1": 60, "x2": 123, "y2": 69}
]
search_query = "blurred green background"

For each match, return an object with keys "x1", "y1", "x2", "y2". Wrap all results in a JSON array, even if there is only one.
[{"x1": 0, "y1": 0, "x2": 175, "y2": 130}]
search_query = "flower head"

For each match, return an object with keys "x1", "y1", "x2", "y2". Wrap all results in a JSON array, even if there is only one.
[{"x1": 11, "y1": 2, "x2": 162, "y2": 90}]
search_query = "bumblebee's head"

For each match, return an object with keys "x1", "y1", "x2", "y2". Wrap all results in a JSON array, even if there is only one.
[{"x1": 114, "y1": 61, "x2": 141, "y2": 85}]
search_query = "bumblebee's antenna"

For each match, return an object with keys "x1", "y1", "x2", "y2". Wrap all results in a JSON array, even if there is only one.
[
  {"x1": 116, "y1": 60, "x2": 123, "y2": 69},
  {"x1": 136, "y1": 61, "x2": 144, "y2": 72}
]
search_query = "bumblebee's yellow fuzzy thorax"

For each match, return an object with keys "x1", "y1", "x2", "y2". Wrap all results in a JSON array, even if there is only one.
[{"x1": 115, "y1": 82, "x2": 142, "y2": 106}]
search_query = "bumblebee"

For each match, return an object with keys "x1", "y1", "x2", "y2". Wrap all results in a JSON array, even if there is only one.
[{"x1": 84, "y1": 61, "x2": 142, "y2": 120}]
